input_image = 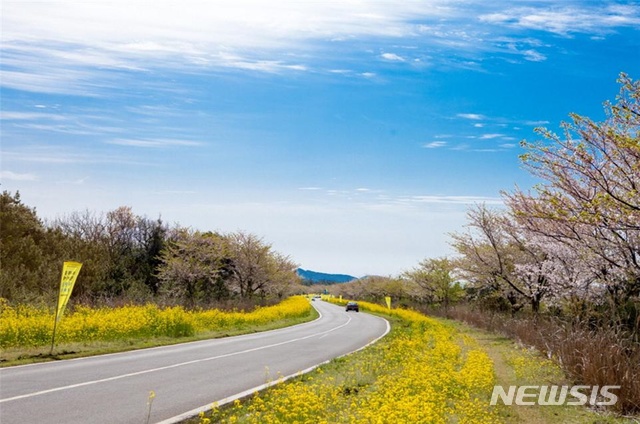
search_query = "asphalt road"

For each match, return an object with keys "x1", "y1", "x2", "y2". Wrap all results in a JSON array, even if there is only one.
[{"x1": 0, "y1": 300, "x2": 389, "y2": 424}]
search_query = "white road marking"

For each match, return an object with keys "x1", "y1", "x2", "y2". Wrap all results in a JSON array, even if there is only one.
[
  {"x1": 0, "y1": 311, "x2": 350, "y2": 404},
  {"x1": 157, "y1": 314, "x2": 391, "y2": 424}
]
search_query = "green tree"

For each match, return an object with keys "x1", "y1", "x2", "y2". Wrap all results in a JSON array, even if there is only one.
[
  {"x1": 51, "y1": 206, "x2": 169, "y2": 302},
  {"x1": 0, "y1": 191, "x2": 65, "y2": 302},
  {"x1": 403, "y1": 257, "x2": 463, "y2": 310}
]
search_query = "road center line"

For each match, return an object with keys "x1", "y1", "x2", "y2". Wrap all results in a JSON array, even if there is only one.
[{"x1": 0, "y1": 312, "x2": 351, "y2": 404}]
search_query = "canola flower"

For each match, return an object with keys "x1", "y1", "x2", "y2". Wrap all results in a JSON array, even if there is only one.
[
  {"x1": 203, "y1": 299, "x2": 500, "y2": 424},
  {"x1": 0, "y1": 296, "x2": 311, "y2": 349}
]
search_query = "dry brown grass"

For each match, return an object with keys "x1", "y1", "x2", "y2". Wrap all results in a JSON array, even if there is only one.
[{"x1": 427, "y1": 304, "x2": 640, "y2": 415}]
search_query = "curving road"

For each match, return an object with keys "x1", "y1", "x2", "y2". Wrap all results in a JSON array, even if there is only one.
[{"x1": 0, "y1": 300, "x2": 389, "y2": 424}]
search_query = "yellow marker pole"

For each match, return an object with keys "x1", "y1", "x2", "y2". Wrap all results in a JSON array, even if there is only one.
[
  {"x1": 50, "y1": 261, "x2": 82, "y2": 354},
  {"x1": 385, "y1": 296, "x2": 391, "y2": 310}
]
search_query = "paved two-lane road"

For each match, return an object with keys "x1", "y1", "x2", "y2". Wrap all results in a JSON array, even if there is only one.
[{"x1": 0, "y1": 300, "x2": 389, "y2": 424}]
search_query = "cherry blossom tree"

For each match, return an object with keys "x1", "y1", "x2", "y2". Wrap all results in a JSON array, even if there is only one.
[
  {"x1": 450, "y1": 204, "x2": 550, "y2": 314},
  {"x1": 505, "y1": 74, "x2": 640, "y2": 307},
  {"x1": 157, "y1": 229, "x2": 232, "y2": 305}
]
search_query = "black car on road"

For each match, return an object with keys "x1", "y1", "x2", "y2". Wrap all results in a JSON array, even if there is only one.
[{"x1": 345, "y1": 302, "x2": 359, "y2": 312}]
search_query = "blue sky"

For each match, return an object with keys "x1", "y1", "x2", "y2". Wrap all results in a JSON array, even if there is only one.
[{"x1": 2, "y1": 1, "x2": 639, "y2": 276}]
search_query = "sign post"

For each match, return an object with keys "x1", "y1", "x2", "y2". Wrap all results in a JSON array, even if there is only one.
[{"x1": 50, "y1": 261, "x2": 82, "y2": 355}]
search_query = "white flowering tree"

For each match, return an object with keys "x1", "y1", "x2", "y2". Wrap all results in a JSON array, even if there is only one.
[
  {"x1": 450, "y1": 204, "x2": 550, "y2": 314},
  {"x1": 505, "y1": 74, "x2": 640, "y2": 309}
]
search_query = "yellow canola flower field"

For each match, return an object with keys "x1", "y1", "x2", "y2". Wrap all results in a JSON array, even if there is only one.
[
  {"x1": 205, "y1": 300, "x2": 499, "y2": 424},
  {"x1": 0, "y1": 296, "x2": 311, "y2": 349}
]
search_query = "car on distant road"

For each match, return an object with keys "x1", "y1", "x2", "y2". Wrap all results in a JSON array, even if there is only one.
[{"x1": 345, "y1": 302, "x2": 359, "y2": 312}]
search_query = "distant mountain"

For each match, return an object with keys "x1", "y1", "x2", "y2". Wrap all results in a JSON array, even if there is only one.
[{"x1": 297, "y1": 268, "x2": 357, "y2": 285}]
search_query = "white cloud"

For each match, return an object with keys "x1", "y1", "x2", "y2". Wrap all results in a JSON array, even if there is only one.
[
  {"x1": 525, "y1": 120, "x2": 550, "y2": 126},
  {"x1": 3, "y1": 0, "x2": 636, "y2": 97},
  {"x1": 457, "y1": 113, "x2": 485, "y2": 120},
  {"x1": 480, "y1": 5, "x2": 640, "y2": 35},
  {"x1": 381, "y1": 52, "x2": 405, "y2": 62},
  {"x1": 423, "y1": 141, "x2": 447, "y2": 148},
  {"x1": 0, "y1": 171, "x2": 38, "y2": 181},
  {"x1": 402, "y1": 195, "x2": 503, "y2": 205},
  {"x1": 523, "y1": 49, "x2": 546, "y2": 62},
  {"x1": 0, "y1": 68, "x2": 109, "y2": 96},
  {"x1": 1, "y1": 1, "x2": 452, "y2": 76},
  {"x1": 479, "y1": 133, "x2": 504, "y2": 139},
  {"x1": 2, "y1": 146, "x2": 152, "y2": 165},
  {"x1": 0, "y1": 111, "x2": 67, "y2": 121},
  {"x1": 106, "y1": 138, "x2": 205, "y2": 148},
  {"x1": 3, "y1": 2, "x2": 452, "y2": 46}
]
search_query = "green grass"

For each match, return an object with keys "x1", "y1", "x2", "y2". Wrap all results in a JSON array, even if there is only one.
[{"x1": 443, "y1": 319, "x2": 638, "y2": 424}]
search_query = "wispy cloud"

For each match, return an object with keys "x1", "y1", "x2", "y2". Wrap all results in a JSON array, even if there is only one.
[
  {"x1": 479, "y1": 133, "x2": 504, "y2": 140},
  {"x1": 457, "y1": 113, "x2": 485, "y2": 120},
  {"x1": 524, "y1": 120, "x2": 550, "y2": 126},
  {"x1": 522, "y1": 49, "x2": 546, "y2": 62},
  {"x1": 214, "y1": 52, "x2": 308, "y2": 73},
  {"x1": 400, "y1": 195, "x2": 503, "y2": 205},
  {"x1": 1, "y1": 1, "x2": 453, "y2": 85},
  {"x1": 381, "y1": 52, "x2": 405, "y2": 62},
  {"x1": 106, "y1": 138, "x2": 205, "y2": 148},
  {"x1": 423, "y1": 141, "x2": 447, "y2": 148},
  {"x1": 0, "y1": 111, "x2": 67, "y2": 121},
  {"x1": 301, "y1": 185, "x2": 503, "y2": 207},
  {"x1": 479, "y1": 5, "x2": 640, "y2": 35},
  {"x1": 0, "y1": 170, "x2": 38, "y2": 181},
  {"x1": 2, "y1": 1, "x2": 637, "y2": 97},
  {"x1": 2, "y1": 146, "x2": 152, "y2": 166}
]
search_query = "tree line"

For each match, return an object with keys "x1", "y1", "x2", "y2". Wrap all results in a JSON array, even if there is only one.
[{"x1": 0, "y1": 197, "x2": 300, "y2": 307}]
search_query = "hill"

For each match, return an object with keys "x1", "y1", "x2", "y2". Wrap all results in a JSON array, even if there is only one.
[{"x1": 297, "y1": 268, "x2": 357, "y2": 285}]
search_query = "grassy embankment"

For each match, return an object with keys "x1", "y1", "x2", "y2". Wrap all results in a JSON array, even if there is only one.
[
  {"x1": 191, "y1": 299, "x2": 636, "y2": 424},
  {"x1": 0, "y1": 296, "x2": 317, "y2": 366}
]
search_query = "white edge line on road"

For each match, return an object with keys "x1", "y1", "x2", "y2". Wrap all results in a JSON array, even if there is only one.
[
  {"x1": 0, "y1": 302, "x2": 343, "y2": 404},
  {"x1": 156, "y1": 309, "x2": 391, "y2": 424}
]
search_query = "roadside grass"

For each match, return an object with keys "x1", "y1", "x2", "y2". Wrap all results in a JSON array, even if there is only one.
[
  {"x1": 190, "y1": 301, "x2": 638, "y2": 424},
  {"x1": 0, "y1": 297, "x2": 318, "y2": 367},
  {"x1": 443, "y1": 320, "x2": 637, "y2": 424},
  {"x1": 191, "y1": 300, "x2": 500, "y2": 423},
  {"x1": 431, "y1": 304, "x2": 640, "y2": 415}
]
